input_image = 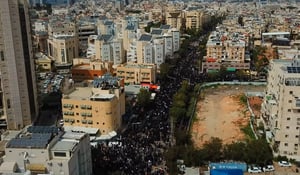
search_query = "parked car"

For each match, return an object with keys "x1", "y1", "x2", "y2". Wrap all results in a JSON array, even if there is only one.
[
  {"x1": 248, "y1": 166, "x2": 262, "y2": 173},
  {"x1": 263, "y1": 165, "x2": 275, "y2": 172},
  {"x1": 278, "y1": 161, "x2": 292, "y2": 167}
]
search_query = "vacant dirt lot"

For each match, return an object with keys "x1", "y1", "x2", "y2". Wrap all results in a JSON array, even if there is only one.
[{"x1": 192, "y1": 85, "x2": 265, "y2": 148}]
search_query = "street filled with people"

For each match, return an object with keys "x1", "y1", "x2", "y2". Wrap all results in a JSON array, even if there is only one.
[{"x1": 92, "y1": 40, "x2": 205, "y2": 175}]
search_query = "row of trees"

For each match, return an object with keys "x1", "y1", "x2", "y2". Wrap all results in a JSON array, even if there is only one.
[{"x1": 165, "y1": 137, "x2": 273, "y2": 173}]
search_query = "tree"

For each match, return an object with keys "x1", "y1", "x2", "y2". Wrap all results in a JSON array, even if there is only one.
[
  {"x1": 223, "y1": 142, "x2": 247, "y2": 161},
  {"x1": 137, "y1": 88, "x2": 151, "y2": 108},
  {"x1": 159, "y1": 63, "x2": 170, "y2": 80},
  {"x1": 202, "y1": 137, "x2": 223, "y2": 162},
  {"x1": 244, "y1": 139, "x2": 273, "y2": 165}
]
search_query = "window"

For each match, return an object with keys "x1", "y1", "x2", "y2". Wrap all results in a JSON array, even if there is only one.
[
  {"x1": 77, "y1": 120, "x2": 79, "y2": 123},
  {"x1": 102, "y1": 122, "x2": 105, "y2": 125},
  {"x1": 288, "y1": 109, "x2": 291, "y2": 112},
  {"x1": 0, "y1": 51, "x2": 4, "y2": 61},
  {"x1": 285, "y1": 135, "x2": 289, "y2": 138},
  {"x1": 284, "y1": 143, "x2": 288, "y2": 146},
  {"x1": 286, "y1": 126, "x2": 290, "y2": 129},
  {"x1": 54, "y1": 152, "x2": 66, "y2": 157},
  {"x1": 287, "y1": 117, "x2": 291, "y2": 120},
  {"x1": 290, "y1": 91, "x2": 293, "y2": 94},
  {"x1": 289, "y1": 100, "x2": 292, "y2": 103},
  {"x1": 7, "y1": 99, "x2": 10, "y2": 109}
]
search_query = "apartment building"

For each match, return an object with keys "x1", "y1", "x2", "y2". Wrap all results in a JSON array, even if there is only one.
[
  {"x1": 137, "y1": 34, "x2": 153, "y2": 64},
  {"x1": 0, "y1": 0, "x2": 38, "y2": 130},
  {"x1": 203, "y1": 30, "x2": 250, "y2": 71},
  {"x1": 261, "y1": 59, "x2": 300, "y2": 161},
  {"x1": 184, "y1": 9, "x2": 204, "y2": 31},
  {"x1": 92, "y1": 35, "x2": 125, "y2": 65},
  {"x1": 0, "y1": 125, "x2": 92, "y2": 175},
  {"x1": 165, "y1": 10, "x2": 183, "y2": 30},
  {"x1": 97, "y1": 19, "x2": 115, "y2": 36},
  {"x1": 153, "y1": 37, "x2": 165, "y2": 67},
  {"x1": 78, "y1": 21, "x2": 97, "y2": 51},
  {"x1": 62, "y1": 74, "x2": 125, "y2": 134},
  {"x1": 116, "y1": 63, "x2": 157, "y2": 84},
  {"x1": 47, "y1": 19, "x2": 79, "y2": 64}
]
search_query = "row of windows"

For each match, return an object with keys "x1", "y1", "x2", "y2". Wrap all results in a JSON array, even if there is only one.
[
  {"x1": 63, "y1": 112, "x2": 93, "y2": 117},
  {"x1": 63, "y1": 104, "x2": 92, "y2": 110},
  {"x1": 64, "y1": 118, "x2": 107, "y2": 125}
]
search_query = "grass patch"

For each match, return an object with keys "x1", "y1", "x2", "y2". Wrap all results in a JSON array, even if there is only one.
[
  {"x1": 239, "y1": 94, "x2": 248, "y2": 105},
  {"x1": 241, "y1": 122, "x2": 256, "y2": 140}
]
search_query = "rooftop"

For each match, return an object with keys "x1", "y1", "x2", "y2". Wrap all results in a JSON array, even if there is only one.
[
  {"x1": 6, "y1": 126, "x2": 59, "y2": 149},
  {"x1": 51, "y1": 140, "x2": 77, "y2": 152},
  {"x1": 64, "y1": 87, "x2": 93, "y2": 100},
  {"x1": 139, "y1": 34, "x2": 152, "y2": 41}
]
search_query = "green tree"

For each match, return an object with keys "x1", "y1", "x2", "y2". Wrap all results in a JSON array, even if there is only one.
[
  {"x1": 202, "y1": 137, "x2": 223, "y2": 162},
  {"x1": 159, "y1": 63, "x2": 170, "y2": 80},
  {"x1": 223, "y1": 142, "x2": 247, "y2": 161},
  {"x1": 137, "y1": 88, "x2": 151, "y2": 108},
  {"x1": 245, "y1": 139, "x2": 273, "y2": 165}
]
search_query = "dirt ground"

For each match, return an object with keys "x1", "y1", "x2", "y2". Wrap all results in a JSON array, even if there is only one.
[{"x1": 192, "y1": 85, "x2": 265, "y2": 148}]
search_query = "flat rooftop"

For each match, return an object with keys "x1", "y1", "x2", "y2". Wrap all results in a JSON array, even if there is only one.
[
  {"x1": 51, "y1": 140, "x2": 77, "y2": 151},
  {"x1": 64, "y1": 87, "x2": 93, "y2": 100},
  {"x1": 64, "y1": 87, "x2": 115, "y2": 101}
]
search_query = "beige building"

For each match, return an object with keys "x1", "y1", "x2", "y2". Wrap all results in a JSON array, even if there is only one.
[
  {"x1": 62, "y1": 74, "x2": 125, "y2": 134},
  {"x1": 116, "y1": 63, "x2": 157, "y2": 85},
  {"x1": 47, "y1": 19, "x2": 79, "y2": 64},
  {"x1": 0, "y1": 0, "x2": 38, "y2": 130},
  {"x1": 0, "y1": 126, "x2": 92, "y2": 174},
  {"x1": 47, "y1": 35, "x2": 79, "y2": 64},
  {"x1": 203, "y1": 30, "x2": 250, "y2": 71},
  {"x1": 165, "y1": 10, "x2": 183, "y2": 30},
  {"x1": 261, "y1": 59, "x2": 300, "y2": 161},
  {"x1": 184, "y1": 10, "x2": 204, "y2": 31}
]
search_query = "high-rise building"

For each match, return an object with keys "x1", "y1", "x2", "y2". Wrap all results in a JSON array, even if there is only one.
[
  {"x1": 261, "y1": 59, "x2": 300, "y2": 161},
  {"x1": 0, "y1": 0, "x2": 38, "y2": 130}
]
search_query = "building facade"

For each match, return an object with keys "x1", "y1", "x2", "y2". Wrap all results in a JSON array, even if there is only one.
[
  {"x1": 116, "y1": 63, "x2": 157, "y2": 85},
  {"x1": 62, "y1": 74, "x2": 125, "y2": 134},
  {"x1": 0, "y1": 126, "x2": 92, "y2": 174},
  {"x1": 0, "y1": 0, "x2": 38, "y2": 130},
  {"x1": 261, "y1": 59, "x2": 300, "y2": 161}
]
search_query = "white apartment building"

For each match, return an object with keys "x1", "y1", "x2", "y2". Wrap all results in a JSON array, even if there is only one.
[
  {"x1": 261, "y1": 59, "x2": 300, "y2": 161},
  {"x1": 172, "y1": 29, "x2": 180, "y2": 52},
  {"x1": 0, "y1": 125, "x2": 92, "y2": 174},
  {"x1": 93, "y1": 35, "x2": 124, "y2": 65},
  {"x1": 153, "y1": 38, "x2": 165, "y2": 67},
  {"x1": 137, "y1": 34, "x2": 153, "y2": 64}
]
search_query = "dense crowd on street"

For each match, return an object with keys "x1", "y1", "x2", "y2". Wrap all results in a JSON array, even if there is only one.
[{"x1": 93, "y1": 43, "x2": 204, "y2": 175}]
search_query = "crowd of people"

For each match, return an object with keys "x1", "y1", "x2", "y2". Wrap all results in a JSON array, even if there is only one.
[{"x1": 93, "y1": 42, "x2": 204, "y2": 175}]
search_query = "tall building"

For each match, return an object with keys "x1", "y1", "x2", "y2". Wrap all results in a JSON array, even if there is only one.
[
  {"x1": 0, "y1": 0, "x2": 38, "y2": 130},
  {"x1": 261, "y1": 59, "x2": 300, "y2": 161}
]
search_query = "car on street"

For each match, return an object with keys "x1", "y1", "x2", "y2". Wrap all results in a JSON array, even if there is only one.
[
  {"x1": 263, "y1": 165, "x2": 275, "y2": 172},
  {"x1": 248, "y1": 166, "x2": 262, "y2": 173},
  {"x1": 278, "y1": 161, "x2": 292, "y2": 167}
]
